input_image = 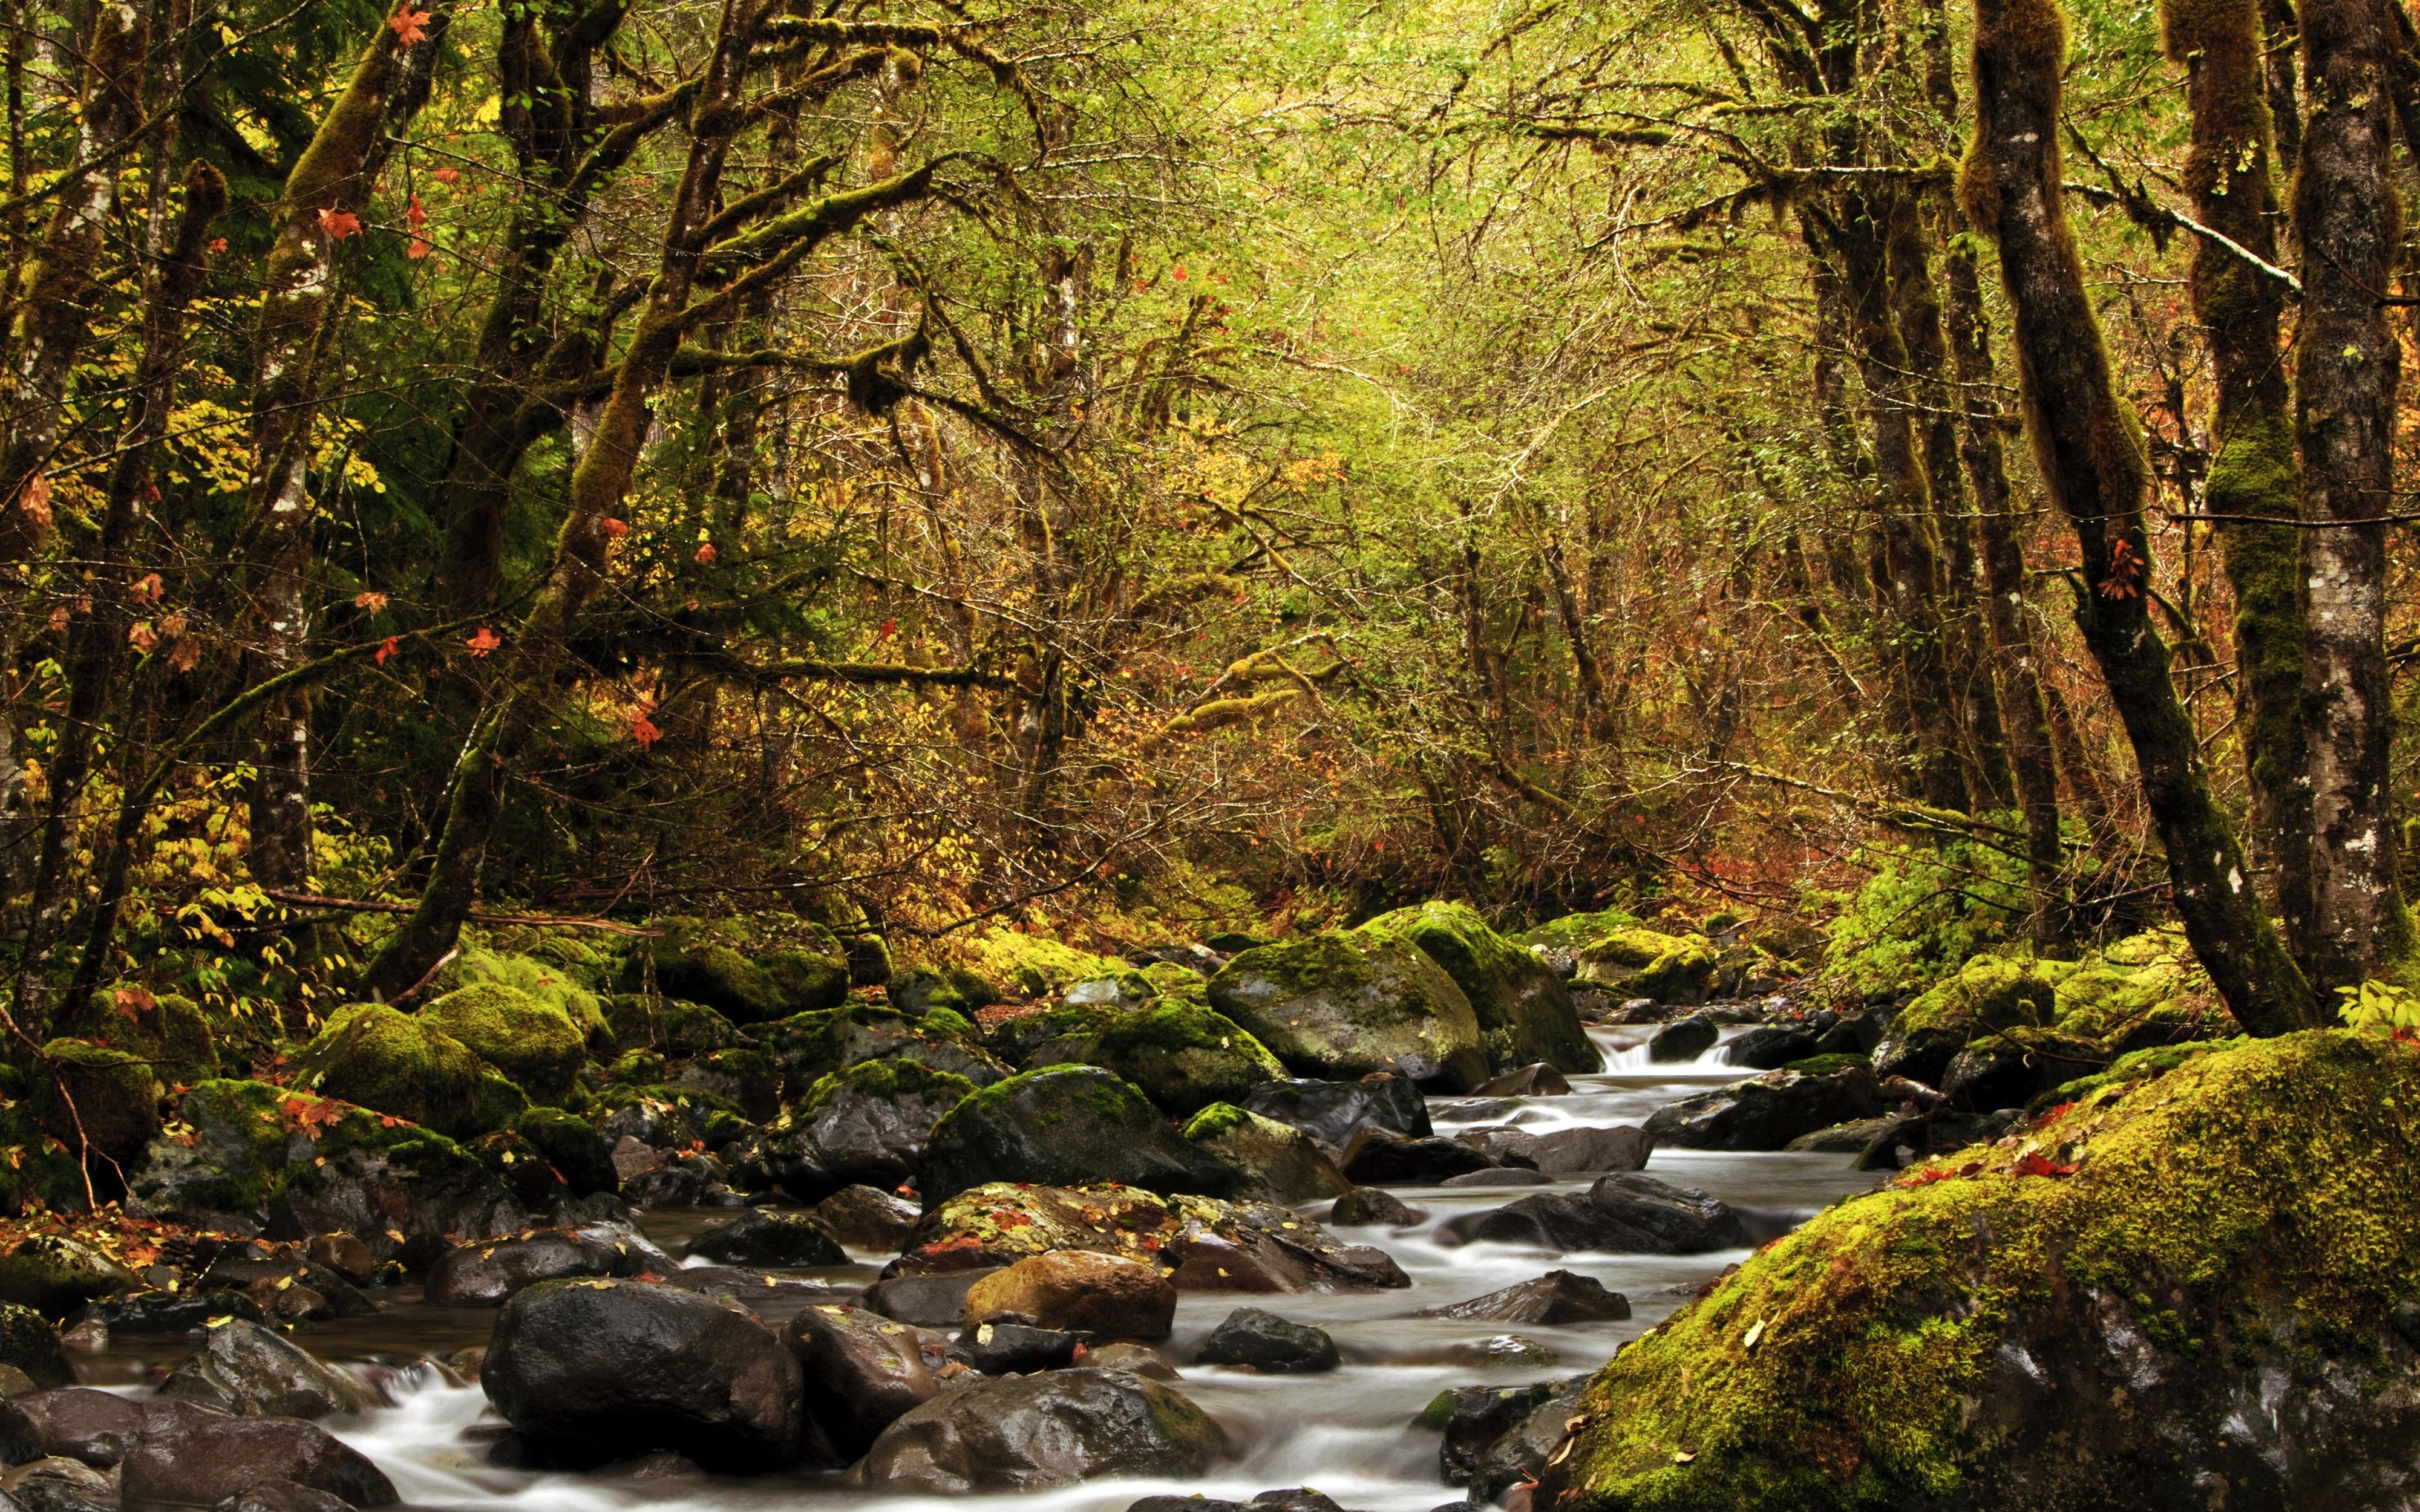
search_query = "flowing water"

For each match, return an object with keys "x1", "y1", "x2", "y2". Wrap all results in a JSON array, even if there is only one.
[{"x1": 74, "y1": 1025, "x2": 1880, "y2": 1512}]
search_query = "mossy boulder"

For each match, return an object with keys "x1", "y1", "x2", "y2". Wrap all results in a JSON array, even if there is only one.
[
  {"x1": 655, "y1": 941, "x2": 784, "y2": 1022},
  {"x1": 918, "y1": 1066, "x2": 1243, "y2": 1205},
  {"x1": 0, "y1": 1100, "x2": 93, "y2": 1215},
  {"x1": 888, "y1": 966, "x2": 998, "y2": 1017},
  {"x1": 57, "y1": 989, "x2": 217, "y2": 1086},
  {"x1": 1369, "y1": 901, "x2": 1599, "y2": 1074},
  {"x1": 290, "y1": 1005, "x2": 528, "y2": 1139},
  {"x1": 759, "y1": 1005, "x2": 1010, "y2": 1093},
  {"x1": 0, "y1": 1302, "x2": 70, "y2": 1387},
  {"x1": 422, "y1": 983, "x2": 586, "y2": 1106},
  {"x1": 1181, "y1": 1104, "x2": 1349, "y2": 1203},
  {"x1": 603, "y1": 994, "x2": 742, "y2": 1057},
  {"x1": 970, "y1": 930, "x2": 1129, "y2": 1000},
  {"x1": 126, "y1": 1080, "x2": 526, "y2": 1264},
  {"x1": 1517, "y1": 908, "x2": 1643, "y2": 954},
  {"x1": 1535, "y1": 1031, "x2": 2420, "y2": 1512},
  {"x1": 0, "y1": 1236, "x2": 136, "y2": 1316},
  {"x1": 2046, "y1": 929, "x2": 2234, "y2": 1052},
  {"x1": 1571, "y1": 928, "x2": 1719, "y2": 1005},
  {"x1": 1206, "y1": 929, "x2": 1490, "y2": 1092},
  {"x1": 1137, "y1": 961, "x2": 1211, "y2": 1002},
  {"x1": 764, "y1": 950, "x2": 850, "y2": 1014},
  {"x1": 442, "y1": 948, "x2": 610, "y2": 1044},
  {"x1": 737, "y1": 1058, "x2": 974, "y2": 1198},
  {"x1": 512, "y1": 1107, "x2": 618, "y2": 1196},
  {"x1": 1873, "y1": 955, "x2": 2074, "y2": 1088},
  {"x1": 1074, "y1": 1002, "x2": 1288, "y2": 1117},
  {"x1": 34, "y1": 1038, "x2": 163, "y2": 1162}
]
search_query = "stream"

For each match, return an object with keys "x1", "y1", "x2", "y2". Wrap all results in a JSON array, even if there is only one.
[{"x1": 68, "y1": 1026, "x2": 1879, "y2": 1512}]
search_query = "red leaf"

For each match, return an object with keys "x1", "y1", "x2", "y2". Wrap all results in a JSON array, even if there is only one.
[
  {"x1": 464, "y1": 626, "x2": 500, "y2": 657},
  {"x1": 113, "y1": 986, "x2": 156, "y2": 1019},
  {"x1": 601, "y1": 516, "x2": 630, "y2": 539},
  {"x1": 207, "y1": 236, "x2": 227, "y2": 254},
  {"x1": 2013, "y1": 1152, "x2": 2078, "y2": 1178},
  {"x1": 374, "y1": 634, "x2": 399, "y2": 665},
  {"x1": 408, "y1": 237, "x2": 431, "y2": 260},
  {"x1": 693, "y1": 543, "x2": 717, "y2": 565},
  {"x1": 630, "y1": 715, "x2": 660, "y2": 749},
  {"x1": 405, "y1": 194, "x2": 427, "y2": 232},
  {"x1": 316, "y1": 208, "x2": 361, "y2": 241},
  {"x1": 353, "y1": 590, "x2": 388, "y2": 612},
  {"x1": 431, "y1": 167, "x2": 460, "y2": 185},
  {"x1": 388, "y1": 5, "x2": 432, "y2": 45}
]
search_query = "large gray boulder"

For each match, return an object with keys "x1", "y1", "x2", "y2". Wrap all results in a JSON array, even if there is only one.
[
  {"x1": 1207, "y1": 931, "x2": 1490, "y2": 1091},
  {"x1": 855, "y1": 1368, "x2": 1224, "y2": 1493},
  {"x1": 917, "y1": 1067, "x2": 1241, "y2": 1205}
]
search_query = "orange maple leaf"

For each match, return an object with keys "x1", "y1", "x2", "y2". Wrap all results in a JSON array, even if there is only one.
[
  {"x1": 405, "y1": 194, "x2": 427, "y2": 232},
  {"x1": 316, "y1": 208, "x2": 361, "y2": 241},
  {"x1": 693, "y1": 543, "x2": 717, "y2": 565},
  {"x1": 465, "y1": 626, "x2": 500, "y2": 656},
  {"x1": 389, "y1": 5, "x2": 433, "y2": 45},
  {"x1": 601, "y1": 516, "x2": 630, "y2": 539},
  {"x1": 374, "y1": 635, "x2": 400, "y2": 665},
  {"x1": 113, "y1": 986, "x2": 156, "y2": 1019},
  {"x1": 353, "y1": 590, "x2": 388, "y2": 612},
  {"x1": 630, "y1": 715, "x2": 661, "y2": 749},
  {"x1": 2012, "y1": 1152, "x2": 2078, "y2": 1178}
]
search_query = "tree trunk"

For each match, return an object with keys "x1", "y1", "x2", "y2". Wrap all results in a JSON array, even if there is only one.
[
  {"x1": 235, "y1": 10, "x2": 449, "y2": 890},
  {"x1": 1942, "y1": 242, "x2": 2066, "y2": 944},
  {"x1": 2161, "y1": 0, "x2": 2317, "y2": 944},
  {"x1": 2290, "y1": 0, "x2": 2408, "y2": 988},
  {"x1": 1965, "y1": 0, "x2": 2318, "y2": 1032}
]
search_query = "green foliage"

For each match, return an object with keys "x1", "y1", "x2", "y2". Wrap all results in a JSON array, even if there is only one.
[
  {"x1": 1816, "y1": 839, "x2": 2039, "y2": 998},
  {"x1": 2336, "y1": 979, "x2": 2420, "y2": 1037}
]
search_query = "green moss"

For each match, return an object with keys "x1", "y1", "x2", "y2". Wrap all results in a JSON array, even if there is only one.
[
  {"x1": 513, "y1": 1106, "x2": 616, "y2": 1195},
  {"x1": 920, "y1": 1006, "x2": 974, "y2": 1040},
  {"x1": 57, "y1": 990, "x2": 217, "y2": 1086},
  {"x1": 443, "y1": 948, "x2": 609, "y2": 1042},
  {"x1": 423, "y1": 983, "x2": 586, "y2": 1105},
  {"x1": 654, "y1": 941, "x2": 782, "y2": 1022},
  {"x1": 603, "y1": 993, "x2": 741, "y2": 1057},
  {"x1": 1180, "y1": 1101, "x2": 1253, "y2": 1141},
  {"x1": 127, "y1": 1078, "x2": 479, "y2": 1219},
  {"x1": 797, "y1": 1056, "x2": 976, "y2": 1115},
  {"x1": 1894, "y1": 954, "x2": 2073, "y2": 1038},
  {"x1": 1139, "y1": 961, "x2": 1209, "y2": 999},
  {"x1": 1782, "y1": 1052, "x2": 1870, "y2": 1078},
  {"x1": 0, "y1": 1101, "x2": 92, "y2": 1215},
  {"x1": 291, "y1": 1004, "x2": 527, "y2": 1139},
  {"x1": 1083, "y1": 1001, "x2": 1287, "y2": 1116},
  {"x1": 1205, "y1": 928, "x2": 1489, "y2": 1088},
  {"x1": 1517, "y1": 908, "x2": 1644, "y2": 953},
  {"x1": 1365, "y1": 900, "x2": 1595, "y2": 1071},
  {"x1": 1539, "y1": 1032, "x2": 2420, "y2": 1510},
  {"x1": 601, "y1": 1048, "x2": 668, "y2": 1084},
  {"x1": 764, "y1": 949, "x2": 850, "y2": 1012},
  {"x1": 34, "y1": 1038, "x2": 163, "y2": 1161},
  {"x1": 970, "y1": 929, "x2": 1128, "y2": 1000},
  {"x1": 1573, "y1": 927, "x2": 1719, "y2": 1003}
]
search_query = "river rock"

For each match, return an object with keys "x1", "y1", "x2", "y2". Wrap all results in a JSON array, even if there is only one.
[
  {"x1": 1422, "y1": 1378, "x2": 1581, "y2": 1491},
  {"x1": 949, "y1": 1321, "x2": 1081, "y2": 1375},
  {"x1": 0, "y1": 1309, "x2": 68, "y2": 1390},
  {"x1": 1460, "y1": 1377, "x2": 1589, "y2": 1501},
  {"x1": 1192, "y1": 1308, "x2": 1338, "y2": 1373},
  {"x1": 1327, "y1": 1188, "x2": 1419, "y2": 1226},
  {"x1": 1532, "y1": 1125, "x2": 1653, "y2": 1175},
  {"x1": 757, "y1": 1006, "x2": 1010, "y2": 1094},
  {"x1": 424, "y1": 1226, "x2": 659, "y2": 1306},
  {"x1": 209, "y1": 1479, "x2": 355, "y2": 1512},
  {"x1": 865, "y1": 1269, "x2": 996, "y2": 1328},
  {"x1": 1362, "y1": 903, "x2": 1600, "y2": 1074},
  {"x1": 1645, "y1": 1015, "x2": 1718, "y2": 1063},
  {"x1": 0, "y1": 1243, "x2": 134, "y2": 1321},
  {"x1": 1339, "y1": 1129, "x2": 1496, "y2": 1184},
  {"x1": 1941, "y1": 1035, "x2": 2102, "y2": 1112},
  {"x1": 1441, "y1": 1167, "x2": 1554, "y2": 1187},
  {"x1": 1471, "y1": 1063, "x2": 1572, "y2": 1097},
  {"x1": 855, "y1": 1368, "x2": 1223, "y2": 1493},
  {"x1": 1785, "y1": 1115, "x2": 1905, "y2": 1153},
  {"x1": 963, "y1": 1252, "x2": 1176, "y2": 1338},
  {"x1": 8, "y1": 1455, "x2": 112, "y2": 1512},
  {"x1": 1050, "y1": 1003, "x2": 1292, "y2": 1118},
  {"x1": 1208, "y1": 931, "x2": 1491, "y2": 1091},
  {"x1": 1721, "y1": 1025, "x2": 1819, "y2": 1069},
  {"x1": 1239, "y1": 1077, "x2": 1432, "y2": 1145},
  {"x1": 483, "y1": 1277, "x2": 804, "y2": 1471},
  {"x1": 739, "y1": 1059, "x2": 973, "y2": 1199},
  {"x1": 918, "y1": 1067, "x2": 1242, "y2": 1204},
  {"x1": 1182, "y1": 1107, "x2": 1350, "y2": 1203},
  {"x1": 1442, "y1": 1172, "x2": 1750, "y2": 1253},
  {"x1": 1643, "y1": 1063, "x2": 1885, "y2": 1150},
  {"x1": 1085, "y1": 1341, "x2": 1178, "y2": 1379},
  {"x1": 1417, "y1": 1270, "x2": 1630, "y2": 1324},
  {"x1": 781, "y1": 1304, "x2": 937, "y2": 1459},
  {"x1": 685, "y1": 1209, "x2": 845, "y2": 1268},
  {"x1": 1569, "y1": 927, "x2": 1717, "y2": 1005},
  {"x1": 157, "y1": 1320, "x2": 379, "y2": 1419},
  {"x1": 117, "y1": 1404, "x2": 397, "y2": 1508},
  {"x1": 814, "y1": 1186, "x2": 920, "y2": 1251},
  {"x1": 0, "y1": 1389, "x2": 144, "y2": 1466}
]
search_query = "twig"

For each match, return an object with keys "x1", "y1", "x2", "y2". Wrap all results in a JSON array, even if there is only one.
[{"x1": 259, "y1": 890, "x2": 659, "y2": 936}]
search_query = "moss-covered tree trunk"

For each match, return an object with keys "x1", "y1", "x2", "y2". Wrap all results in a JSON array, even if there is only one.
[
  {"x1": 2163, "y1": 0, "x2": 2315, "y2": 952},
  {"x1": 1965, "y1": 0, "x2": 2318, "y2": 1033},
  {"x1": 233, "y1": 8, "x2": 448, "y2": 891},
  {"x1": 1943, "y1": 241, "x2": 2066, "y2": 943},
  {"x1": 2289, "y1": 0, "x2": 2409, "y2": 987}
]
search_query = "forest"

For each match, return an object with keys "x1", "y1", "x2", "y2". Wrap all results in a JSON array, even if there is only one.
[{"x1": 0, "y1": 0, "x2": 2413, "y2": 1504}]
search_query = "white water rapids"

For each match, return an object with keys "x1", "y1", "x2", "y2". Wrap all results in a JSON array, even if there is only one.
[{"x1": 81, "y1": 1025, "x2": 1881, "y2": 1512}]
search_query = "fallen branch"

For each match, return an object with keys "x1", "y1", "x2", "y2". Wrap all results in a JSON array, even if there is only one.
[{"x1": 259, "y1": 890, "x2": 658, "y2": 936}]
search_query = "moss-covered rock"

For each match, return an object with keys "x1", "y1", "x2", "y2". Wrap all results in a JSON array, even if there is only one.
[
  {"x1": 888, "y1": 965, "x2": 998, "y2": 1017},
  {"x1": 0, "y1": 1236, "x2": 135, "y2": 1317},
  {"x1": 1137, "y1": 961, "x2": 1210, "y2": 1002},
  {"x1": 1074, "y1": 1002, "x2": 1289, "y2": 1117},
  {"x1": 1517, "y1": 908, "x2": 1644, "y2": 954},
  {"x1": 1206, "y1": 929, "x2": 1490, "y2": 1091},
  {"x1": 918, "y1": 1066, "x2": 1242, "y2": 1204},
  {"x1": 602, "y1": 994, "x2": 742, "y2": 1057},
  {"x1": 513, "y1": 1106, "x2": 618, "y2": 1196},
  {"x1": 655, "y1": 940, "x2": 783, "y2": 1022},
  {"x1": 759, "y1": 1005, "x2": 1010, "y2": 1093},
  {"x1": 0, "y1": 1302, "x2": 70, "y2": 1387},
  {"x1": 0, "y1": 1100, "x2": 93, "y2": 1214},
  {"x1": 764, "y1": 950, "x2": 850, "y2": 1013},
  {"x1": 290, "y1": 1005, "x2": 528, "y2": 1139},
  {"x1": 423, "y1": 983, "x2": 586, "y2": 1106},
  {"x1": 970, "y1": 930, "x2": 1129, "y2": 1000},
  {"x1": 1572, "y1": 928, "x2": 1719, "y2": 1005},
  {"x1": 1535, "y1": 1031, "x2": 2420, "y2": 1511},
  {"x1": 1181, "y1": 1104, "x2": 1349, "y2": 1203},
  {"x1": 128, "y1": 1079, "x2": 527, "y2": 1257},
  {"x1": 2047, "y1": 928, "x2": 2234, "y2": 1052},
  {"x1": 34, "y1": 1038, "x2": 163, "y2": 1162},
  {"x1": 1368, "y1": 901, "x2": 1599, "y2": 1074},
  {"x1": 442, "y1": 948, "x2": 610, "y2": 1044},
  {"x1": 57, "y1": 989, "x2": 218, "y2": 1086},
  {"x1": 1871, "y1": 954, "x2": 2074, "y2": 1088},
  {"x1": 738, "y1": 1057, "x2": 975, "y2": 1198}
]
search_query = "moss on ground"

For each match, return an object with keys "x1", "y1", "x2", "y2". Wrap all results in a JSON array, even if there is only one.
[{"x1": 1537, "y1": 1031, "x2": 2420, "y2": 1511}]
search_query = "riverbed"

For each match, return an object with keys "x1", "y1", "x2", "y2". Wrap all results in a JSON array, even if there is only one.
[{"x1": 71, "y1": 1026, "x2": 1877, "y2": 1512}]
